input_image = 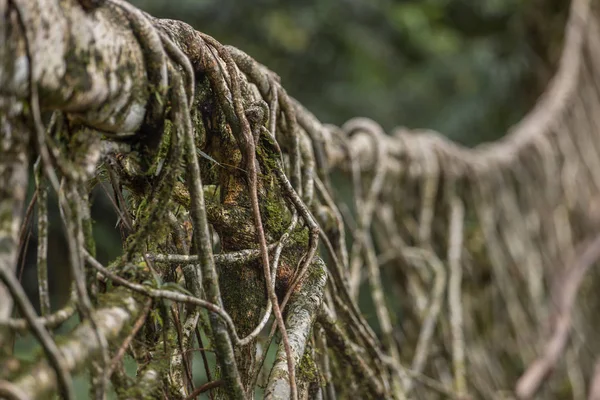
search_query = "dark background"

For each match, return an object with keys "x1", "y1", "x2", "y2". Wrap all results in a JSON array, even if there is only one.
[{"x1": 133, "y1": 0, "x2": 566, "y2": 144}]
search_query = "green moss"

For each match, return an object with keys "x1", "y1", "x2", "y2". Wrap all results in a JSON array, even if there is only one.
[
  {"x1": 297, "y1": 349, "x2": 318, "y2": 383},
  {"x1": 263, "y1": 194, "x2": 290, "y2": 238},
  {"x1": 146, "y1": 120, "x2": 173, "y2": 178},
  {"x1": 308, "y1": 259, "x2": 327, "y2": 282},
  {"x1": 82, "y1": 217, "x2": 96, "y2": 257},
  {"x1": 115, "y1": 377, "x2": 162, "y2": 400},
  {"x1": 218, "y1": 259, "x2": 266, "y2": 336},
  {"x1": 290, "y1": 227, "x2": 309, "y2": 248},
  {"x1": 126, "y1": 189, "x2": 174, "y2": 256}
]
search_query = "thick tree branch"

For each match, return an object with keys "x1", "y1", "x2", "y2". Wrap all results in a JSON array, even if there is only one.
[
  {"x1": 8, "y1": 289, "x2": 141, "y2": 399},
  {"x1": 0, "y1": 0, "x2": 149, "y2": 134}
]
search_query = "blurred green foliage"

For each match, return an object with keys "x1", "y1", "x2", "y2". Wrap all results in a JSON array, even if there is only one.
[{"x1": 132, "y1": 0, "x2": 567, "y2": 145}]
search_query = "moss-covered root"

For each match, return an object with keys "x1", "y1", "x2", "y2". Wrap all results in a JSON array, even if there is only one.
[
  {"x1": 265, "y1": 258, "x2": 327, "y2": 400},
  {"x1": 10, "y1": 290, "x2": 142, "y2": 400}
]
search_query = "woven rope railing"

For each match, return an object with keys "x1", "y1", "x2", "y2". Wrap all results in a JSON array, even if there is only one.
[
  {"x1": 322, "y1": 0, "x2": 600, "y2": 397},
  {"x1": 0, "y1": 0, "x2": 599, "y2": 399}
]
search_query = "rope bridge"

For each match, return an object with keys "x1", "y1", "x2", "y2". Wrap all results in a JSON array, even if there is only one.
[{"x1": 0, "y1": 0, "x2": 598, "y2": 398}]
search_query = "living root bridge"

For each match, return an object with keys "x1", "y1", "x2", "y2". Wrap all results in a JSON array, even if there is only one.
[{"x1": 1, "y1": 0, "x2": 600, "y2": 399}]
